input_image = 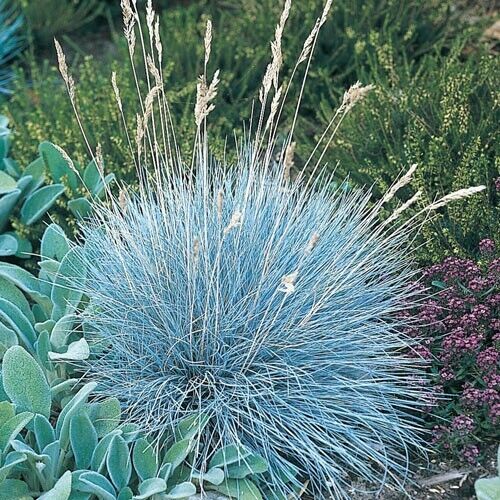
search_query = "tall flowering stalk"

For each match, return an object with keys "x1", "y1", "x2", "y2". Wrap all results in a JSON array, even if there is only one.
[{"x1": 54, "y1": 0, "x2": 486, "y2": 497}]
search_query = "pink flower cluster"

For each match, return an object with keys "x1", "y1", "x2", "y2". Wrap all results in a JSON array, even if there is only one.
[{"x1": 414, "y1": 240, "x2": 499, "y2": 462}]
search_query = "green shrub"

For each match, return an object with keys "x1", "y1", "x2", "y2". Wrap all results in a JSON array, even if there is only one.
[
  {"x1": 3, "y1": 0, "x2": 460, "y2": 181},
  {"x1": 16, "y1": 0, "x2": 104, "y2": 46},
  {"x1": 329, "y1": 40, "x2": 499, "y2": 263},
  {"x1": 3, "y1": 0, "x2": 491, "y2": 266}
]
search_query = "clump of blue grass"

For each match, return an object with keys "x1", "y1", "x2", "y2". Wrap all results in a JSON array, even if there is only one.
[
  {"x1": 54, "y1": 0, "x2": 485, "y2": 497},
  {"x1": 76, "y1": 160, "x2": 433, "y2": 498},
  {"x1": 0, "y1": 0, "x2": 23, "y2": 95}
]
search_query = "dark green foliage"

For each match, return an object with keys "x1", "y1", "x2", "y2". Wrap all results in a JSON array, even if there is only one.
[
  {"x1": 3, "y1": 0, "x2": 459, "y2": 178},
  {"x1": 16, "y1": 0, "x2": 104, "y2": 46},
  {"x1": 1, "y1": 0, "x2": 495, "y2": 265},
  {"x1": 330, "y1": 41, "x2": 499, "y2": 263}
]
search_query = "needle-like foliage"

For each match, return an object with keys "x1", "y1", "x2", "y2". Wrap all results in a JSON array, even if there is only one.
[
  {"x1": 77, "y1": 161, "x2": 432, "y2": 497},
  {"x1": 55, "y1": 0, "x2": 485, "y2": 497}
]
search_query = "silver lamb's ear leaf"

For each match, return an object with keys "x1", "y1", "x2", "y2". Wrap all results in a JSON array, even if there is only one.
[
  {"x1": 34, "y1": 414, "x2": 55, "y2": 453},
  {"x1": 51, "y1": 247, "x2": 86, "y2": 322},
  {"x1": 226, "y1": 453, "x2": 268, "y2": 478},
  {"x1": 0, "y1": 401, "x2": 15, "y2": 427},
  {"x1": 0, "y1": 324, "x2": 18, "y2": 359},
  {"x1": 475, "y1": 477, "x2": 500, "y2": 500},
  {"x1": 162, "y1": 439, "x2": 193, "y2": 472},
  {"x1": 55, "y1": 382, "x2": 97, "y2": 450},
  {"x1": 35, "y1": 330, "x2": 53, "y2": 370},
  {"x1": 39, "y1": 470, "x2": 72, "y2": 500},
  {"x1": 0, "y1": 170, "x2": 17, "y2": 194},
  {"x1": 0, "y1": 234, "x2": 17, "y2": 257},
  {"x1": 68, "y1": 197, "x2": 92, "y2": 219},
  {"x1": 0, "y1": 298, "x2": 37, "y2": 351},
  {"x1": 0, "y1": 478, "x2": 32, "y2": 499},
  {"x1": 107, "y1": 434, "x2": 132, "y2": 491},
  {"x1": 117, "y1": 486, "x2": 133, "y2": 500},
  {"x1": 91, "y1": 429, "x2": 122, "y2": 473},
  {"x1": 2, "y1": 346, "x2": 51, "y2": 417},
  {"x1": 164, "y1": 481, "x2": 196, "y2": 499},
  {"x1": 89, "y1": 397, "x2": 121, "y2": 437},
  {"x1": 0, "y1": 451, "x2": 28, "y2": 483},
  {"x1": 20, "y1": 184, "x2": 65, "y2": 226},
  {"x1": 209, "y1": 444, "x2": 251, "y2": 469},
  {"x1": 133, "y1": 478, "x2": 167, "y2": 499},
  {"x1": 48, "y1": 338, "x2": 90, "y2": 361},
  {"x1": 0, "y1": 276, "x2": 34, "y2": 324},
  {"x1": 39, "y1": 141, "x2": 79, "y2": 190},
  {"x1": 75, "y1": 471, "x2": 116, "y2": 500},
  {"x1": 42, "y1": 440, "x2": 60, "y2": 480},
  {"x1": 0, "y1": 411, "x2": 34, "y2": 453},
  {"x1": 70, "y1": 412, "x2": 98, "y2": 469},
  {"x1": 117, "y1": 422, "x2": 140, "y2": 443},
  {"x1": 41, "y1": 223, "x2": 70, "y2": 262},
  {"x1": 10, "y1": 439, "x2": 50, "y2": 462},
  {"x1": 49, "y1": 314, "x2": 77, "y2": 350},
  {"x1": 213, "y1": 478, "x2": 263, "y2": 500},
  {"x1": 0, "y1": 262, "x2": 51, "y2": 311},
  {"x1": 200, "y1": 466, "x2": 225, "y2": 485},
  {"x1": 133, "y1": 438, "x2": 158, "y2": 481},
  {"x1": 174, "y1": 413, "x2": 209, "y2": 441},
  {"x1": 0, "y1": 190, "x2": 21, "y2": 232}
]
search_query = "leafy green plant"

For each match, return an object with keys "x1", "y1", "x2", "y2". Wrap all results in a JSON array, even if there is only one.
[
  {"x1": 0, "y1": 115, "x2": 115, "y2": 259},
  {"x1": 475, "y1": 446, "x2": 500, "y2": 500},
  {"x1": 330, "y1": 40, "x2": 499, "y2": 263},
  {"x1": 16, "y1": 0, "x2": 104, "y2": 47},
  {"x1": 2, "y1": 0, "x2": 462, "y2": 182}
]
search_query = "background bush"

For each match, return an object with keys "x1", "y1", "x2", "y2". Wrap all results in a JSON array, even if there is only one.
[
  {"x1": 15, "y1": 0, "x2": 103, "y2": 47},
  {"x1": 332, "y1": 40, "x2": 499, "y2": 264},
  {"x1": 3, "y1": 0, "x2": 494, "y2": 270},
  {"x1": 0, "y1": 0, "x2": 495, "y2": 267},
  {"x1": 2, "y1": 0, "x2": 460, "y2": 177}
]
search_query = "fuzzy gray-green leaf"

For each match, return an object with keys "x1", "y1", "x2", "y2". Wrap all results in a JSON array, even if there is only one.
[
  {"x1": 70, "y1": 412, "x2": 98, "y2": 469},
  {"x1": 107, "y1": 434, "x2": 132, "y2": 491},
  {"x1": 20, "y1": 184, "x2": 65, "y2": 226},
  {"x1": 133, "y1": 438, "x2": 158, "y2": 481},
  {"x1": 2, "y1": 346, "x2": 51, "y2": 417},
  {"x1": 0, "y1": 411, "x2": 33, "y2": 452}
]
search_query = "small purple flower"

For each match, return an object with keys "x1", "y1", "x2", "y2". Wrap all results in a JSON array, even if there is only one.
[
  {"x1": 440, "y1": 366, "x2": 454, "y2": 382},
  {"x1": 494, "y1": 177, "x2": 500, "y2": 192},
  {"x1": 484, "y1": 372, "x2": 500, "y2": 389},
  {"x1": 477, "y1": 347, "x2": 499, "y2": 369},
  {"x1": 482, "y1": 388, "x2": 500, "y2": 406},
  {"x1": 479, "y1": 239, "x2": 496, "y2": 255},
  {"x1": 461, "y1": 386, "x2": 483, "y2": 408},
  {"x1": 489, "y1": 403, "x2": 500, "y2": 424},
  {"x1": 451, "y1": 415, "x2": 475, "y2": 433},
  {"x1": 463, "y1": 444, "x2": 479, "y2": 464}
]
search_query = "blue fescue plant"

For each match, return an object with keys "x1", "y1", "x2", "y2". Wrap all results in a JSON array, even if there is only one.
[
  {"x1": 0, "y1": 0, "x2": 23, "y2": 95},
  {"x1": 1, "y1": 223, "x2": 267, "y2": 498},
  {"x1": 53, "y1": 0, "x2": 487, "y2": 498}
]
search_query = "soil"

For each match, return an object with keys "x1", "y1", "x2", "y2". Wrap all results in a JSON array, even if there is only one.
[{"x1": 347, "y1": 445, "x2": 499, "y2": 499}]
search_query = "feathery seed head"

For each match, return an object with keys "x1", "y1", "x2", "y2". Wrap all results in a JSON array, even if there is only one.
[
  {"x1": 62, "y1": 0, "x2": 484, "y2": 497},
  {"x1": 75, "y1": 159, "x2": 432, "y2": 497}
]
